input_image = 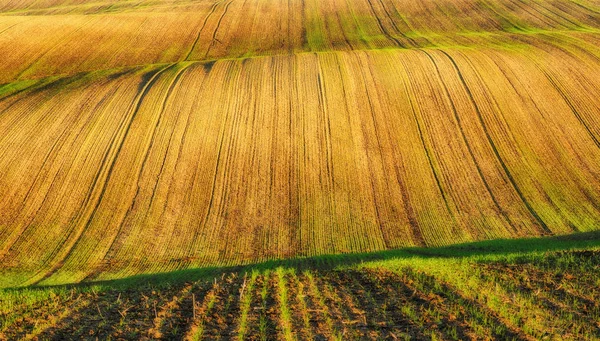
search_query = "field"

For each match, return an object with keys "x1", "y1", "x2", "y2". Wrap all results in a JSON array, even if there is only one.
[
  {"x1": 2, "y1": 233, "x2": 600, "y2": 340},
  {"x1": 0, "y1": 0, "x2": 599, "y2": 338}
]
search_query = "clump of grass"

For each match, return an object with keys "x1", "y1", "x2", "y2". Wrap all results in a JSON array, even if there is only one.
[
  {"x1": 276, "y1": 267, "x2": 294, "y2": 341},
  {"x1": 259, "y1": 270, "x2": 271, "y2": 341},
  {"x1": 236, "y1": 270, "x2": 258, "y2": 340}
]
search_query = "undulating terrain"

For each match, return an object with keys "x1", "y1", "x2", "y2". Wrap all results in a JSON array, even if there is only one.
[
  {"x1": 0, "y1": 0, "x2": 599, "y2": 338},
  {"x1": 1, "y1": 0, "x2": 600, "y2": 287}
]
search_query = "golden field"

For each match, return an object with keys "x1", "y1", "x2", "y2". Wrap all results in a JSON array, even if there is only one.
[{"x1": 0, "y1": 0, "x2": 599, "y2": 289}]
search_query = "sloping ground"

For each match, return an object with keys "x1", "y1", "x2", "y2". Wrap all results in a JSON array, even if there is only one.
[
  {"x1": 0, "y1": 0, "x2": 599, "y2": 82},
  {"x1": 1, "y1": 44, "x2": 599, "y2": 287},
  {"x1": 1, "y1": 0, "x2": 600, "y2": 287},
  {"x1": 1, "y1": 239, "x2": 599, "y2": 340}
]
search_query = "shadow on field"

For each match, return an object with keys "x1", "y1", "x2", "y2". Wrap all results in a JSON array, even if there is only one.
[
  {"x1": 4, "y1": 232, "x2": 598, "y2": 340},
  {"x1": 12, "y1": 229, "x2": 595, "y2": 291}
]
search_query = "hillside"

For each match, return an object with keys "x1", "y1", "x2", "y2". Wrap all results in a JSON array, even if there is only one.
[{"x1": 0, "y1": 0, "x2": 599, "y2": 290}]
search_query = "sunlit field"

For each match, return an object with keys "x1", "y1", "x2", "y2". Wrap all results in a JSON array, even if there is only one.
[{"x1": 0, "y1": 0, "x2": 599, "y2": 339}]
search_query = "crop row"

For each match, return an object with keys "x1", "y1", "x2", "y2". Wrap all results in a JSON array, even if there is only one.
[{"x1": 2, "y1": 249, "x2": 598, "y2": 340}]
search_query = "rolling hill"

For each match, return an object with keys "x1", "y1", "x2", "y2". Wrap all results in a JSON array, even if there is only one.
[
  {"x1": 1, "y1": 0, "x2": 600, "y2": 339},
  {"x1": 1, "y1": 0, "x2": 600, "y2": 289}
]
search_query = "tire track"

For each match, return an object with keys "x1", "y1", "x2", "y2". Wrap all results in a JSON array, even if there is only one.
[
  {"x1": 147, "y1": 61, "x2": 212, "y2": 217},
  {"x1": 333, "y1": 0, "x2": 356, "y2": 50},
  {"x1": 82, "y1": 63, "x2": 193, "y2": 281},
  {"x1": 133, "y1": 63, "x2": 213, "y2": 274},
  {"x1": 373, "y1": 0, "x2": 415, "y2": 46},
  {"x1": 27, "y1": 64, "x2": 173, "y2": 286},
  {"x1": 0, "y1": 75, "x2": 118, "y2": 252},
  {"x1": 363, "y1": 0, "x2": 404, "y2": 48},
  {"x1": 397, "y1": 55, "x2": 462, "y2": 243},
  {"x1": 420, "y1": 49, "x2": 516, "y2": 235},
  {"x1": 184, "y1": 61, "x2": 246, "y2": 266},
  {"x1": 520, "y1": 49, "x2": 600, "y2": 150},
  {"x1": 0, "y1": 83, "x2": 121, "y2": 259},
  {"x1": 204, "y1": 0, "x2": 235, "y2": 59},
  {"x1": 440, "y1": 50, "x2": 552, "y2": 234},
  {"x1": 184, "y1": 0, "x2": 226, "y2": 61}
]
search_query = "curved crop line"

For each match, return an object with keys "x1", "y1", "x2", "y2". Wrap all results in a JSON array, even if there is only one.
[
  {"x1": 145, "y1": 64, "x2": 213, "y2": 213},
  {"x1": 0, "y1": 21, "x2": 22, "y2": 37},
  {"x1": 286, "y1": 0, "x2": 293, "y2": 52},
  {"x1": 373, "y1": 0, "x2": 414, "y2": 45},
  {"x1": 529, "y1": 62, "x2": 600, "y2": 150},
  {"x1": 570, "y1": 0, "x2": 600, "y2": 15},
  {"x1": 82, "y1": 63, "x2": 195, "y2": 282},
  {"x1": 205, "y1": 65, "x2": 253, "y2": 263},
  {"x1": 0, "y1": 76, "x2": 79, "y2": 118},
  {"x1": 519, "y1": 53, "x2": 600, "y2": 207},
  {"x1": 27, "y1": 64, "x2": 174, "y2": 286},
  {"x1": 287, "y1": 59, "x2": 301, "y2": 252},
  {"x1": 204, "y1": 0, "x2": 235, "y2": 59},
  {"x1": 343, "y1": 56, "x2": 389, "y2": 249},
  {"x1": 0, "y1": 83, "x2": 37, "y2": 108},
  {"x1": 363, "y1": 0, "x2": 404, "y2": 48},
  {"x1": 5, "y1": 26, "x2": 599, "y2": 86},
  {"x1": 484, "y1": 51, "x2": 586, "y2": 232},
  {"x1": 525, "y1": 34, "x2": 600, "y2": 75},
  {"x1": 398, "y1": 57, "x2": 462, "y2": 241},
  {"x1": 334, "y1": 1, "x2": 356, "y2": 50},
  {"x1": 0, "y1": 137, "x2": 63, "y2": 255},
  {"x1": 13, "y1": 15, "x2": 97, "y2": 81},
  {"x1": 368, "y1": 55, "x2": 425, "y2": 247},
  {"x1": 0, "y1": 85, "x2": 120, "y2": 257},
  {"x1": 420, "y1": 50, "x2": 516, "y2": 234},
  {"x1": 516, "y1": 0, "x2": 582, "y2": 29},
  {"x1": 556, "y1": 33, "x2": 600, "y2": 64},
  {"x1": 145, "y1": 65, "x2": 204, "y2": 213},
  {"x1": 137, "y1": 63, "x2": 213, "y2": 272},
  {"x1": 540, "y1": 0, "x2": 591, "y2": 28},
  {"x1": 477, "y1": 0, "x2": 529, "y2": 32},
  {"x1": 184, "y1": 0, "x2": 225, "y2": 61},
  {"x1": 527, "y1": 32, "x2": 600, "y2": 85},
  {"x1": 381, "y1": 0, "x2": 423, "y2": 46},
  {"x1": 315, "y1": 69, "x2": 335, "y2": 191},
  {"x1": 505, "y1": 0, "x2": 567, "y2": 29},
  {"x1": 441, "y1": 50, "x2": 552, "y2": 234},
  {"x1": 189, "y1": 62, "x2": 241, "y2": 261},
  {"x1": 336, "y1": 55, "x2": 388, "y2": 249},
  {"x1": 17, "y1": 83, "x2": 120, "y2": 210}
]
